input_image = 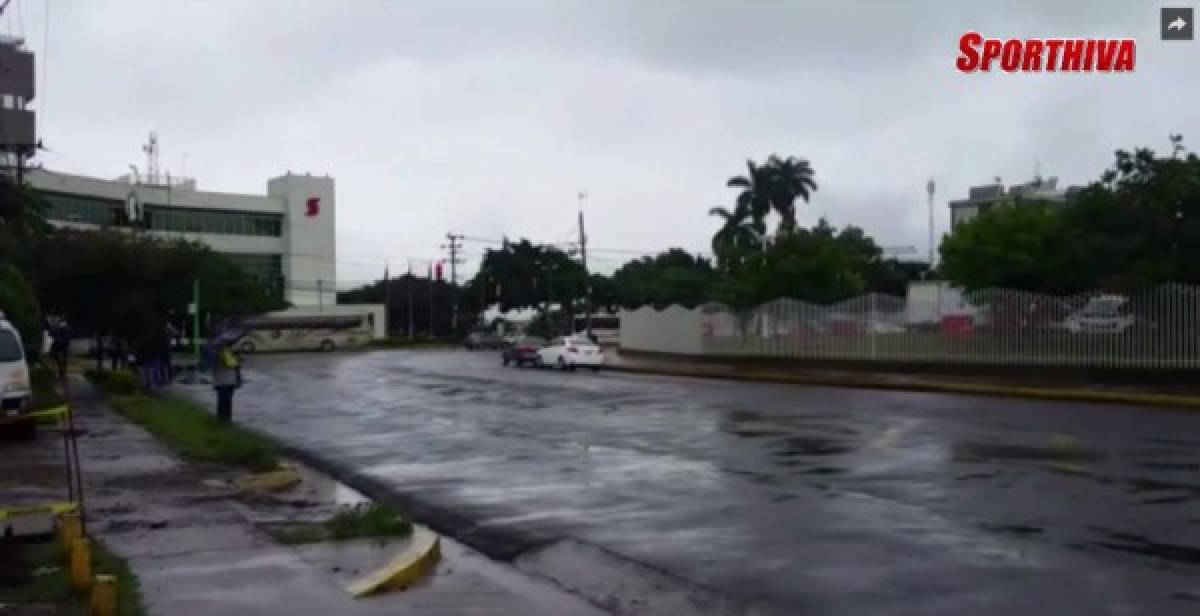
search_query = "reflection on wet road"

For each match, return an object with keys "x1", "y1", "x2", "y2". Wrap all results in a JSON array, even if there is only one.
[{"x1": 207, "y1": 351, "x2": 1200, "y2": 614}]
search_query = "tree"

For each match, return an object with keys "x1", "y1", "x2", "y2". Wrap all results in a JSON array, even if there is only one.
[
  {"x1": 0, "y1": 176, "x2": 49, "y2": 273},
  {"x1": 712, "y1": 220, "x2": 876, "y2": 309},
  {"x1": 0, "y1": 263, "x2": 43, "y2": 360},
  {"x1": 764, "y1": 154, "x2": 817, "y2": 234},
  {"x1": 725, "y1": 159, "x2": 774, "y2": 231},
  {"x1": 938, "y1": 200, "x2": 1071, "y2": 292},
  {"x1": 939, "y1": 136, "x2": 1200, "y2": 293},
  {"x1": 34, "y1": 230, "x2": 284, "y2": 348},
  {"x1": 610, "y1": 249, "x2": 717, "y2": 309},
  {"x1": 708, "y1": 204, "x2": 763, "y2": 268},
  {"x1": 469, "y1": 240, "x2": 586, "y2": 312},
  {"x1": 338, "y1": 274, "x2": 456, "y2": 338}
]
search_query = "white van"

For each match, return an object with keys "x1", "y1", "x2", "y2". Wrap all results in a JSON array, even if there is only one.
[{"x1": 0, "y1": 312, "x2": 32, "y2": 422}]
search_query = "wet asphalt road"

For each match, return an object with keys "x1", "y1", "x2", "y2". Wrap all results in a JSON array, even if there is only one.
[{"x1": 215, "y1": 350, "x2": 1199, "y2": 615}]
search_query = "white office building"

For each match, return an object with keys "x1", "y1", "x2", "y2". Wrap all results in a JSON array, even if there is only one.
[{"x1": 28, "y1": 168, "x2": 336, "y2": 307}]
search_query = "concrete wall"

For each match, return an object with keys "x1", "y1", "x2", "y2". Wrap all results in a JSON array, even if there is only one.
[
  {"x1": 268, "y1": 173, "x2": 336, "y2": 307},
  {"x1": 618, "y1": 305, "x2": 704, "y2": 355}
]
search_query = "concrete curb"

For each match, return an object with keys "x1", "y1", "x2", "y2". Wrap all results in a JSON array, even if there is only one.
[
  {"x1": 269, "y1": 441, "x2": 757, "y2": 614},
  {"x1": 269, "y1": 442, "x2": 558, "y2": 561},
  {"x1": 608, "y1": 364, "x2": 1200, "y2": 411},
  {"x1": 347, "y1": 526, "x2": 441, "y2": 597}
]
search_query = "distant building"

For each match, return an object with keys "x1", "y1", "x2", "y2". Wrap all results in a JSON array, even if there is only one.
[
  {"x1": 0, "y1": 35, "x2": 36, "y2": 177},
  {"x1": 28, "y1": 168, "x2": 337, "y2": 307},
  {"x1": 948, "y1": 176, "x2": 1081, "y2": 228}
]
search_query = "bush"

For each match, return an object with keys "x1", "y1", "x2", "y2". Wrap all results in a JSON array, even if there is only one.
[
  {"x1": 29, "y1": 364, "x2": 62, "y2": 410},
  {"x1": 0, "y1": 263, "x2": 42, "y2": 361},
  {"x1": 85, "y1": 368, "x2": 139, "y2": 395}
]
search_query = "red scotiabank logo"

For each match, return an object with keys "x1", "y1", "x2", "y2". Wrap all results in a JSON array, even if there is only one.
[
  {"x1": 956, "y1": 32, "x2": 1135, "y2": 73},
  {"x1": 305, "y1": 197, "x2": 320, "y2": 217}
]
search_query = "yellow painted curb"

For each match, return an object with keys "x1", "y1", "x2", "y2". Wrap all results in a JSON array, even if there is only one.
[
  {"x1": 233, "y1": 468, "x2": 302, "y2": 493},
  {"x1": 346, "y1": 526, "x2": 441, "y2": 598},
  {"x1": 611, "y1": 364, "x2": 1200, "y2": 411}
]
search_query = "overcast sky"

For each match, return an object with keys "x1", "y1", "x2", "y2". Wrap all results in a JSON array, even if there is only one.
[{"x1": 7, "y1": 0, "x2": 1197, "y2": 286}]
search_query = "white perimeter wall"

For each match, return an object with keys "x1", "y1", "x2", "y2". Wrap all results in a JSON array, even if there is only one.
[{"x1": 618, "y1": 305, "x2": 704, "y2": 355}]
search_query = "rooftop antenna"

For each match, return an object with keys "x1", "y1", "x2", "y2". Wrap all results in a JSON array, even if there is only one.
[
  {"x1": 141, "y1": 131, "x2": 159, "y2": 185},
  {"x1": 1034, "y1": 156, "x2": 1042, "y2": 184}
]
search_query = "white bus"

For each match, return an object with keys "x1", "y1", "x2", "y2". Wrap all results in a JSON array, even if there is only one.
[
  {"x1": 572, "y1": 313, "x2": 620, "y2": 347},
  {"x1": 228, "y1": 315, "x2": 372, "y2": 353}
]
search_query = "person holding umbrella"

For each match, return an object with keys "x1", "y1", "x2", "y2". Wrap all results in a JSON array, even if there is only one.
[{"x1": 210, "y1": 334, "x2": 243, "y2": 424}]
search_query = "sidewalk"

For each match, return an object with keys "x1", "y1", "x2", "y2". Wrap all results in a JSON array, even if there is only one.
[
  {"x1": 609, "y1": 353, "x2": 1200, "y2": 410},
  {"x1": 4, "y1": 377, "x2": 604, "y2": 616}
]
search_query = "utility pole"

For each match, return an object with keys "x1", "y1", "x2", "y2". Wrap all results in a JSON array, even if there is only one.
[
  {"x1": 428, "y1": 262, "x2": 435, "y2": 338},
  {"x1": 441, "y1": 233, "x2": 464, "y2": 331},
  {"x1": 382, "y1": 264, "x2": 391, "y2": 337},
  {"x1": 577, "y1": 191, "x2": 591, "y2": 336},
  {"x1": 407, "y1": 260, "x2": 414, "y2": 339}
]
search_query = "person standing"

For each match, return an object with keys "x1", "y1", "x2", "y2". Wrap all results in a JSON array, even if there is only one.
[
  {"x1": 211, "y1": 341, "x2": 241, "y2": 424},
  {"x1": 49, "y1": 320, "x2": 72, "y2": 380}
]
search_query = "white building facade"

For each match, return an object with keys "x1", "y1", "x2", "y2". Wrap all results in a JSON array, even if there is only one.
[
  {"x1": 948, "y1": 176, "x2": 1079, "y2": 228},
  {"x1": 28, "y1": 168, "x2": 336, "y2": 307}
]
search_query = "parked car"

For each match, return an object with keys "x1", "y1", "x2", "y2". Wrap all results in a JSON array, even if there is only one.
[
  {"x1": 1062, "y1": 294, "x2": 1140, "y2": 335},
  {"x1": 464, "y1": 330, "x2": 503, "y2": 350},
  {"x1": 502, "y1": 336, "x2": 546, "y2": 367},
  {"x1": 0, "y1": 313, "x2": 34, "y2": 438},
  {"x1": 536, "y1": 336, "x2": 605, "y2": 371}
]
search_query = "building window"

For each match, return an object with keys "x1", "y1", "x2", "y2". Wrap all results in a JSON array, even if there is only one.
[
  {"x1": 40, "y1": 191, "x2": 284, "y2": 237},
  {"x1": 224, "y1": 253, "x2": 284, "y2": 291}
]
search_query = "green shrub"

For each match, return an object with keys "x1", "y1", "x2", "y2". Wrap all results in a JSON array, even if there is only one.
[
  {"x1": 0, "y1": 263, "x2": 42, "y2": 361},
  {"x1": 85, "y1": 368, "x2": 139, "y2": 395},
  {"x1": 29, "y1": 364, "x2": 63, "y2": 410}
]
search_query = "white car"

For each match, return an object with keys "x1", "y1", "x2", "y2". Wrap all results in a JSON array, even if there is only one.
[
  {"x1": 1062, "y1": 294, "x2": 1138, "y2": 335},
  {"x1": 536, "y1": 336, "x2": 605, "y2": 371},
  {"x1": 1, "y1": 313, "x2": 33, "y2": 430}
]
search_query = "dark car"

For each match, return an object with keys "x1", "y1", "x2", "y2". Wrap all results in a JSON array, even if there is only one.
[
  {"x1": 464, "y1": 330, "x2": 503, "y2": 350},
  {"x1": 502, "y1": 336, "x2": 546, "y2": 367}
]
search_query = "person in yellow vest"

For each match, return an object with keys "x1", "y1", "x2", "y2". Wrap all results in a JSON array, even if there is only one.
[{"x1": 212, "y1": 341, "x2": 242, "y2": 424}]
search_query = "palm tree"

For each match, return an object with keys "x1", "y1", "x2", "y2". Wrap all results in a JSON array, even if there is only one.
[
  {"x1": 709, "y1": 204, "x2": 764, "y2": 267},
  {"x1": 725, "y1": 159, "x2": 774, "y2": 231},
  {"x1": 765, "y1": 155, "x2": 817, "y2": 234}
]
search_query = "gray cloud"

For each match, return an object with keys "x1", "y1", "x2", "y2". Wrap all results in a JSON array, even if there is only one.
[{"x1": 17, "y1": 0, "x2": 1196, "y2": 285}]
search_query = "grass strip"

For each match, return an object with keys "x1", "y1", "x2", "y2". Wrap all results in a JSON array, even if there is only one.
[
  {"x1": 268, "y1": 503, "x2": 413, "y2": 545},
  {"x1": 87, "y1": 369, "x2": 279, "y2": 472},
  {"x1": 0, "y1": 537, "x2": 145, "y2": 616}
]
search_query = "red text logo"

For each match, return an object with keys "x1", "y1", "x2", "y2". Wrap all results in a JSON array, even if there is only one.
[
  {"x1": 305, "y1": 197, "x2": 320, "y2": 217},
  {"x1": 956, "y1": 32, "x2": 1135, "y2": 73}
]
